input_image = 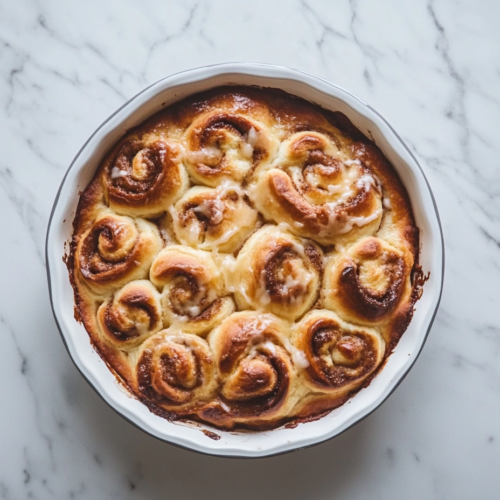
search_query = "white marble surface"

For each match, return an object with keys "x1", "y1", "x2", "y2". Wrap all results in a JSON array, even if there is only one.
[{"x1": 1, "y1": 0, "x2": 499, "y2": 498}]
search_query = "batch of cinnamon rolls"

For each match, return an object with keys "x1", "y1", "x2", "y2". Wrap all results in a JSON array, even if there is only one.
[{"x1": 70, "y1": 86, "x2": 422, "y2": 431}]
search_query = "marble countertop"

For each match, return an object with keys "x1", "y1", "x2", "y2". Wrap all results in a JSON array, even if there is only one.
[{"x1": 1, "y1": 0, "x2": 499, "y2": 498}]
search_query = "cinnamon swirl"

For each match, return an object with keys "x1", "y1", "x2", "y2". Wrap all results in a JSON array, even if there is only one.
[
  {"x1": 74, "y1": 210, "x2": 162, "y2": 295},
  {"x1": 103, "y1": 138, "x2": 188, "y2": 218},
  {"x1": 97, "y1": 280, "x2": 163, "y2": 349},
  {"x1": 249, "y1": 131, "x2": 383, "y2": 245},
  {"x1": 135, "y1": 329, "x2": 217, "y2": 411},
  {"x1": 183, "y1": 100, "x2": 277, "y2": 187},
  {"x1": 233, "y1": 225, "x2": 322, "y2": 320},
  {"x1": 171, "y1": 183, "x2": 259, "y2": 253},
  {"x1": 69, "y1": 85, "x2": 423, "y2": 431},
  {"x1": 293, "y1": 309, "x2": 385, "y2": 397},
  {"x1": 322, "y1": 236, "x2": 414, "y2": 341},
  {"x1": 150, "y1": 246, "x2": 235, "y2": 334},
  {"x1": 200, "y1": 311, "x2": 302, "y2": 429}
]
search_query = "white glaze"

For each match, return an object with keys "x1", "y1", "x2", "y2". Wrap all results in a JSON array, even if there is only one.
[
  {"x1": 110, "y1": 166, "x2": 128, "y2": 179},
  {"x1": 186, "y1": 147, "x2": 222, "y2": 164}
]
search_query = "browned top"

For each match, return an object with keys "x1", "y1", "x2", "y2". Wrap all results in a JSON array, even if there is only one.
[{"x1": 69, "y1": 85, "x2": 423, "y2": 432}]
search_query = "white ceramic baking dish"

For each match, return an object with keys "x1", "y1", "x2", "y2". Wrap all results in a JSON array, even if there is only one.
[{"x1": 46, "y1": 63, "x2": 444, "y2": 458}]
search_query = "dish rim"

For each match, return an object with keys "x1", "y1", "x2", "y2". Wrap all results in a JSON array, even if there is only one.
[{"x1": 46, "y1": 62, "x2": 444, "y2": 458}]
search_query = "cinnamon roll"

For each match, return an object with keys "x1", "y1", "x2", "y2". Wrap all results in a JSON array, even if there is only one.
[
  {"x1": 323, "y1": 236, "x2": 412, "y2": 327},
  {"x1": 135, "y1": 329, "x2": 217, "y2": 410},
  {"x1": 70, "y1": 86, "x2": 423, "y2": 431},
  {"x1": 96, "y1": 280, "x2": 162, "y2": 349},
  {"x1": 171, "y1": 183, "x2": 259, "y2": 253},
  {"x1": 234, "y1": 225, "x2": 322, "y2": 320},
  {"x1": 75, "y1": 210, "x2": 162, "y2": 295},
  {"x1": 249, "y1": 131, "x2": 383, "y2": 245},
  {"x1": 183, "y1": 111, "x2": 274, "y2": 187},
  {"x1": 103, "y1": 137, "x2": 189, "y2": 217},
  {"x1": 200, "y1": 311, "x2": 302, "y2": 429},
  {"x1": 293, "y1": 309, "x2": 385, "y2": 397},
  {"x1": 150, "y1": 246, "x2": 235, "y2": 334}
]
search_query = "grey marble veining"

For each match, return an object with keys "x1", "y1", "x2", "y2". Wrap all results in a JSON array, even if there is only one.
[{"x1": 1, "y1": 0, "x2": 499, "y2": 498}]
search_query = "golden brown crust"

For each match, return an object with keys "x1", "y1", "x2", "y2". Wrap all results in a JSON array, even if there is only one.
[{"x1": 69, "y1": 85, "x2": 422, "y2": 431}]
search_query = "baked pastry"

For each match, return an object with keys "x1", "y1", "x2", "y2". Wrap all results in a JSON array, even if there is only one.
[{"x1": 69, "y1": 86, "x2": 423, "y2": 431}]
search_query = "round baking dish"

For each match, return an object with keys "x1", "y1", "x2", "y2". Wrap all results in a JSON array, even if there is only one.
[{"x1": 46, "y1": 63, "x2": 444, "y2": 458}]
